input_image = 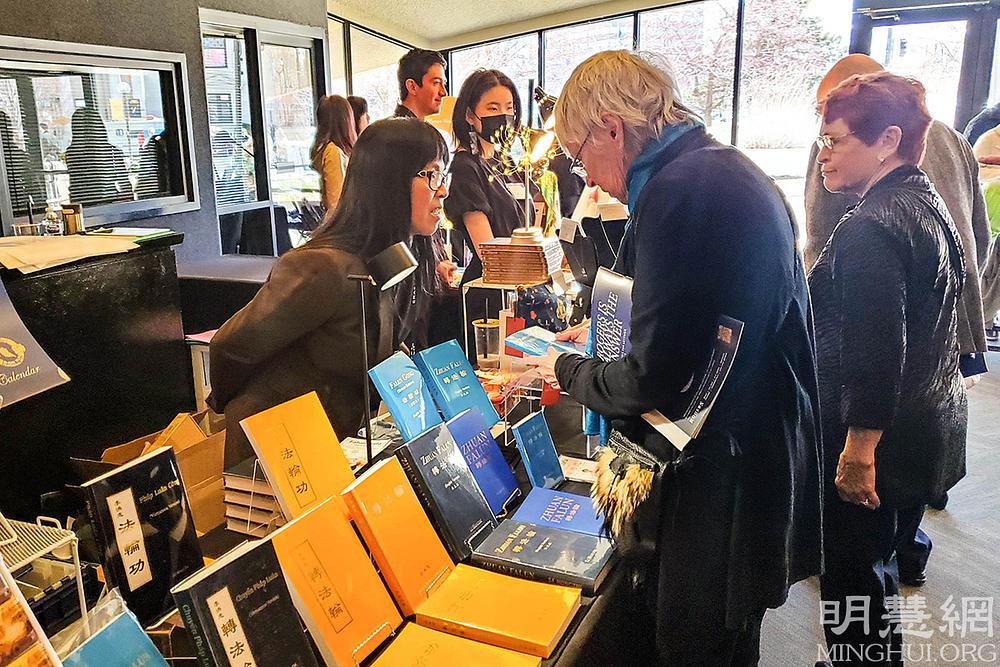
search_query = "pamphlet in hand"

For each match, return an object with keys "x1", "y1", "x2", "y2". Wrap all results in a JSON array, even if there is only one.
[
  {"x1": 644, "y1": 315, "x2": 743, "y2": 451},
  {"x1": 504, "y1": 326, "x2": 586, "y2": 357}
]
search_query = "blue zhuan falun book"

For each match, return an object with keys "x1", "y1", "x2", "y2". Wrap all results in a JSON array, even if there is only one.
[
  {"x1": 511, "y1": 410, "x2": 563, "y2": 489},
  {"x1": 414, "y1": 339, "x2": 500, "y2": 426},
  {"x1": 368, "y1": 351, "x2": 443, "y2": 441},
  {"x1": 446, "y1": 408, "x2": 520, "y2": 516},
  {"x1": 511, "y1": 487, "x2": 605, "y2": 538}
]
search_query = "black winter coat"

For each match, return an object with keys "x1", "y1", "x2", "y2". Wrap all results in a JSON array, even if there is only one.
[
  {"x1": 808, "y1": 165, "x2": 967, "y2": 508},
  {"x1": 555, "y1": 127, "x2": 823, "y2": 629}
]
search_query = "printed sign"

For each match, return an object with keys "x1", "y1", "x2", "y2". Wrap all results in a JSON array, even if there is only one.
[{"x1": 0, "y1": 278, "x2": 68, "y2": 409}]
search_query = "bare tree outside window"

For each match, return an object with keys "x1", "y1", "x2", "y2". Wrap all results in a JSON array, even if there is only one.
[
  {"x1": 640, "y1": 0, "x2": 739, "y2": 137},
  {"x1": 452, "y1": 34, "x2": 539, "y2": 122}
]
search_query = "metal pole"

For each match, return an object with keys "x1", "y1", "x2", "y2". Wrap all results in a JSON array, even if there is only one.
[{"x1": 351, "y1": 275, "x2": 374, "y2": 462}]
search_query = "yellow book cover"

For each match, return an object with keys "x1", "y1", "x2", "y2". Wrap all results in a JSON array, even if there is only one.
[
  {"x1": 372, "y1": 623, "x2": 540, "y2": 667},
  {"x1": 269, "y1": 498, "x2": 402, "y2": 665},
  {"x1": 342, "y1": 458, "x2": 454, "y2": 616},
  {"x1": 414, "y1": 564, "x2": 580, "y2": 658},
  {"x1": 240, "y1": 391, "x2": 355, "y2": 520}
]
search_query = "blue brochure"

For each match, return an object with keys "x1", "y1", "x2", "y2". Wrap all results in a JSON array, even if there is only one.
[
  {"x1": 504, "y1": 326, "x2": 587, "y2": 357},
  {"x1": 368, "y1": 351, "x2": 443, "y2": 441},
  {"x1": 414, "y1": 339, "x2": 500, "y2": 426},
  {"x1": 64, "y1": 610, "x2": 169, "y2": 667},
  {"x1": 512, "y1": 411, "x2": 563, "y2": 489}
]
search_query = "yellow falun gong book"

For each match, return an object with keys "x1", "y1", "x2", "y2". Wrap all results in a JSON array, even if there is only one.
[
  {"x1": 343, "y1": 457, "x2": 581, "y2": 659},
  {"x1": 269, "y1": 498, "x2": 402, "y2": 665},
  {"x1": 342, "y1": 457, "x2": 454, "y2": 617},
  {"x1": 413, "y1": 564, "x2": 580, "y2": 658},
  {"x1": 372, "y1": 623, "x2": 541, "y2": 667},
  {"x1": 240, "y1": 391, "x2": 355, "y2": 521}
]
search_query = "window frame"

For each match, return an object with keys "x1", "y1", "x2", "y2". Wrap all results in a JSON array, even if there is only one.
[
  {"x1": 0, "y1": 35, "x2": 201, "y2": 235},
  {"x1": 200, "y1": 9, "x2": 328, "y2": 255}
]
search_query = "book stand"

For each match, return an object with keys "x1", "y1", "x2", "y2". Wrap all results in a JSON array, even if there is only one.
[
  {"x1": 351, "y1": 620, "x2": 395, "y2": 666},
  {"x1": 240, "y1": 459, "x2": 282, "y2": 537}
]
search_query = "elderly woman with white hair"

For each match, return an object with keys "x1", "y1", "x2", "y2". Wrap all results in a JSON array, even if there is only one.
[{"x1": 537, "y1": 51, "x2": 823, "y2": 665}]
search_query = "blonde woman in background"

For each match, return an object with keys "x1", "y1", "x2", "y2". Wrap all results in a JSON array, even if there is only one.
[{"x1": 311, "y1": 95, "x2": 357, "y2": 212}]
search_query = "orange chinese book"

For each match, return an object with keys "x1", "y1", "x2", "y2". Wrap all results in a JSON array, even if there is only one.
[
  {"x1": 240, "y1": 391, "x2": 355, "y2": 520},
  {"x1": 371, "y1": 623, "x2": 540, "y2": 667},
  {"x1": 413, "y1": 564, "x2": 579, "y2": 658},
  {"x1": 343, "y1": 458, "x2": 581, "y2": 659},
  {"x1": 342, "y1": 457, "x2": 454, "y2": 616},
  {"x1": 268, "y1": 498, "x2": 402, "y2": 666}
]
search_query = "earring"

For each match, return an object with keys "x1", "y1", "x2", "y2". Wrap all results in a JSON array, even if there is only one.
[{"x1": 878, "y1": 155, "x2": 886, "y2": 164}]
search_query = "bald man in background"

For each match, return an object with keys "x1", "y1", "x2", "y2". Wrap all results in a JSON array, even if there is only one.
[
  {"x1": 804, "y1": 54, "x2": 989, "y2": 587},
  {"x1": 805, "y1": 56, "x2": 988, "y2": 358}
]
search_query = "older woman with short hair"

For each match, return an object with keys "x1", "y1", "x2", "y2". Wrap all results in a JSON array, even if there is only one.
[
  {"x1": 537, "y1": 50, "x2": 823, "y2": 665},
  {"x1": 811, "y1": 72, "x2": 967, "y2": 665}
]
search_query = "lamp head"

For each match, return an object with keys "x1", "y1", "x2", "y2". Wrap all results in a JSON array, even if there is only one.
[{"x1": 369, "y1": 242, "x2": 418, "y2": 290}]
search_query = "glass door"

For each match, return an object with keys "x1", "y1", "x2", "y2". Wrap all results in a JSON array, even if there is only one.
[
  {"x1": 852, "y1": 1, "x2": 1000, "y2": 131},
  {"x1": 870, "y1": 20, "x2": 968, "y2": 124},
  {"x1": 259, "y1": 40, "x2": 320, "y2": 247}
]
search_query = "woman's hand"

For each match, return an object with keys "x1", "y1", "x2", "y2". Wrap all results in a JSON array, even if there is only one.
[
  {"x1": 536, "y1": 347, "x2": 563, "y2": 388},
  {"x1": 835, "y1": 450, "x2": 880, "y2": 510},
  {"x1": 556, "y1": 320, "x2": 590, "y2": 345},
  {"x1": 436, "y1": 260, "x2": 458, "y2": 287}
]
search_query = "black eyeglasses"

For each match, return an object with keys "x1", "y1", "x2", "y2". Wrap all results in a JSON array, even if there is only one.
[
  {"x1": 569, "y1": 130, "x2": 591, "y2": 179},
  {"x1": 415, "y1": 169, "x2": 451, "y2": 191}
]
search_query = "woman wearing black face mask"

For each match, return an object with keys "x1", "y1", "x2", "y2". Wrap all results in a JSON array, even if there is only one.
[{"x1": 446, "y1": 69, "x2": 523, "y2": 362}]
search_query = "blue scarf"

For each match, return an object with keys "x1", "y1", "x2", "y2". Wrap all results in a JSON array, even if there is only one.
[
  {"x1": 624, "y1": 120, "x2": 704, "y2": 226},
  {"x1": 583, "y1": 119, "x2": 703, "y2": 443}
]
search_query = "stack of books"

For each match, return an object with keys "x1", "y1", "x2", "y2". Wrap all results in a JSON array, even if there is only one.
[
  {"x1": 222, "y1": 457, "x2": 285, "y2": 537},
  {"x1": 479, "y1": 235, "x2": 563, "y2": 285}
]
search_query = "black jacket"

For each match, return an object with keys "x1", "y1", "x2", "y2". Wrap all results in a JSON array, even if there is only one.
[
  {"x1": 207, "y1": 243, "x2": 390, "y2": 467},
  {"x1": 555, "y1": 127, "x2": 823, "y2": 628},
  {"x1": 808, "y1": 165, "x2": 967, "y2": 508}
]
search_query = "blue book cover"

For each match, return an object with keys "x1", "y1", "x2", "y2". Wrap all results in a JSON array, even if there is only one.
[
  {"x1": 397, "y1": 423, "x2": 498, "y2": 561},
  {"x1": 512, "y1": 411, "x2": 563, "y2": 489},
  {"x1": 446, "y1": 409, "x2": 520, "y2": 516},
  {"x1": 64, "y1": 610, "x2": 169, "y2": 667},
  {"x1": 504, "y1": 327, "x2": 587, "y2": 357},
  {"x1": 414, "y1": 339, "x2": 500, "y2": 426},
  {"x1": 368, "y1": 351, "x2": 443, "y2": 441},
  {"x1": 472, "y1": 520, "x2": 614, "y2": 595},
  {"x1": 512, "y1": 487, "x2": 605, "y2": 538}
]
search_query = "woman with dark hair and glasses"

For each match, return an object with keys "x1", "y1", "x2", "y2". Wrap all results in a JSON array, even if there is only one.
[
  {"x1": 311, "y1": 95, "x2": 357, "y2": 211},
  {"x1": 209, "y1": 118, "x2": 450, "y2": 466},
  {"x1": 811, "y1": 72, "x2": 967, "y2": 665},
  {"x1": 445, "y1": 68, "x2": 523, "y2": 361}
]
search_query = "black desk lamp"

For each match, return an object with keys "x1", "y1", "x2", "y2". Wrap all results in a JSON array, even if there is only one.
[{"x1": 348, "y1": 242, "x2": 418, "y2": 462}]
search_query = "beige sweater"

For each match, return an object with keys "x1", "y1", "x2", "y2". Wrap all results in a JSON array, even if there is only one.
[
  {"x1": 804, "y1": 120, "x2": 990, "y2": 354},
  {"x1": 318, "y1": 142, "x2": 348, "y2": 212}
]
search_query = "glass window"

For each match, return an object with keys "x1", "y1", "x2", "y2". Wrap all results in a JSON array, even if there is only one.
[
  {"x1": 202, "y1": 32, "x2": 257, "y2": 208},
  {"x1": 871, "y1": 20, "x2": 968, "y2": 125},
  {"x1": 737, "y1": 0, "x2": 852, "y2": 230},
  {"x1": 350, "y1": 28, "x2": 409, "y2": 121},
  {"x1": 640, "y1": 1, "x2": 739, "y2": 140},
  {"x1": 0, "y1": 61, "x2": 185, "y2": 217},
  {"x1": 260, "y1": 42, "x2": 319, "y2": 215},
  {"x1": 543, "y1": 17, "x2": 634, "y2": 96},
  {"x1": 451, "y1": 34, "x2": 539, "y2": 122},
  {"x1": 328, "y1": 18, "x2": 348, "y2": 96}
]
